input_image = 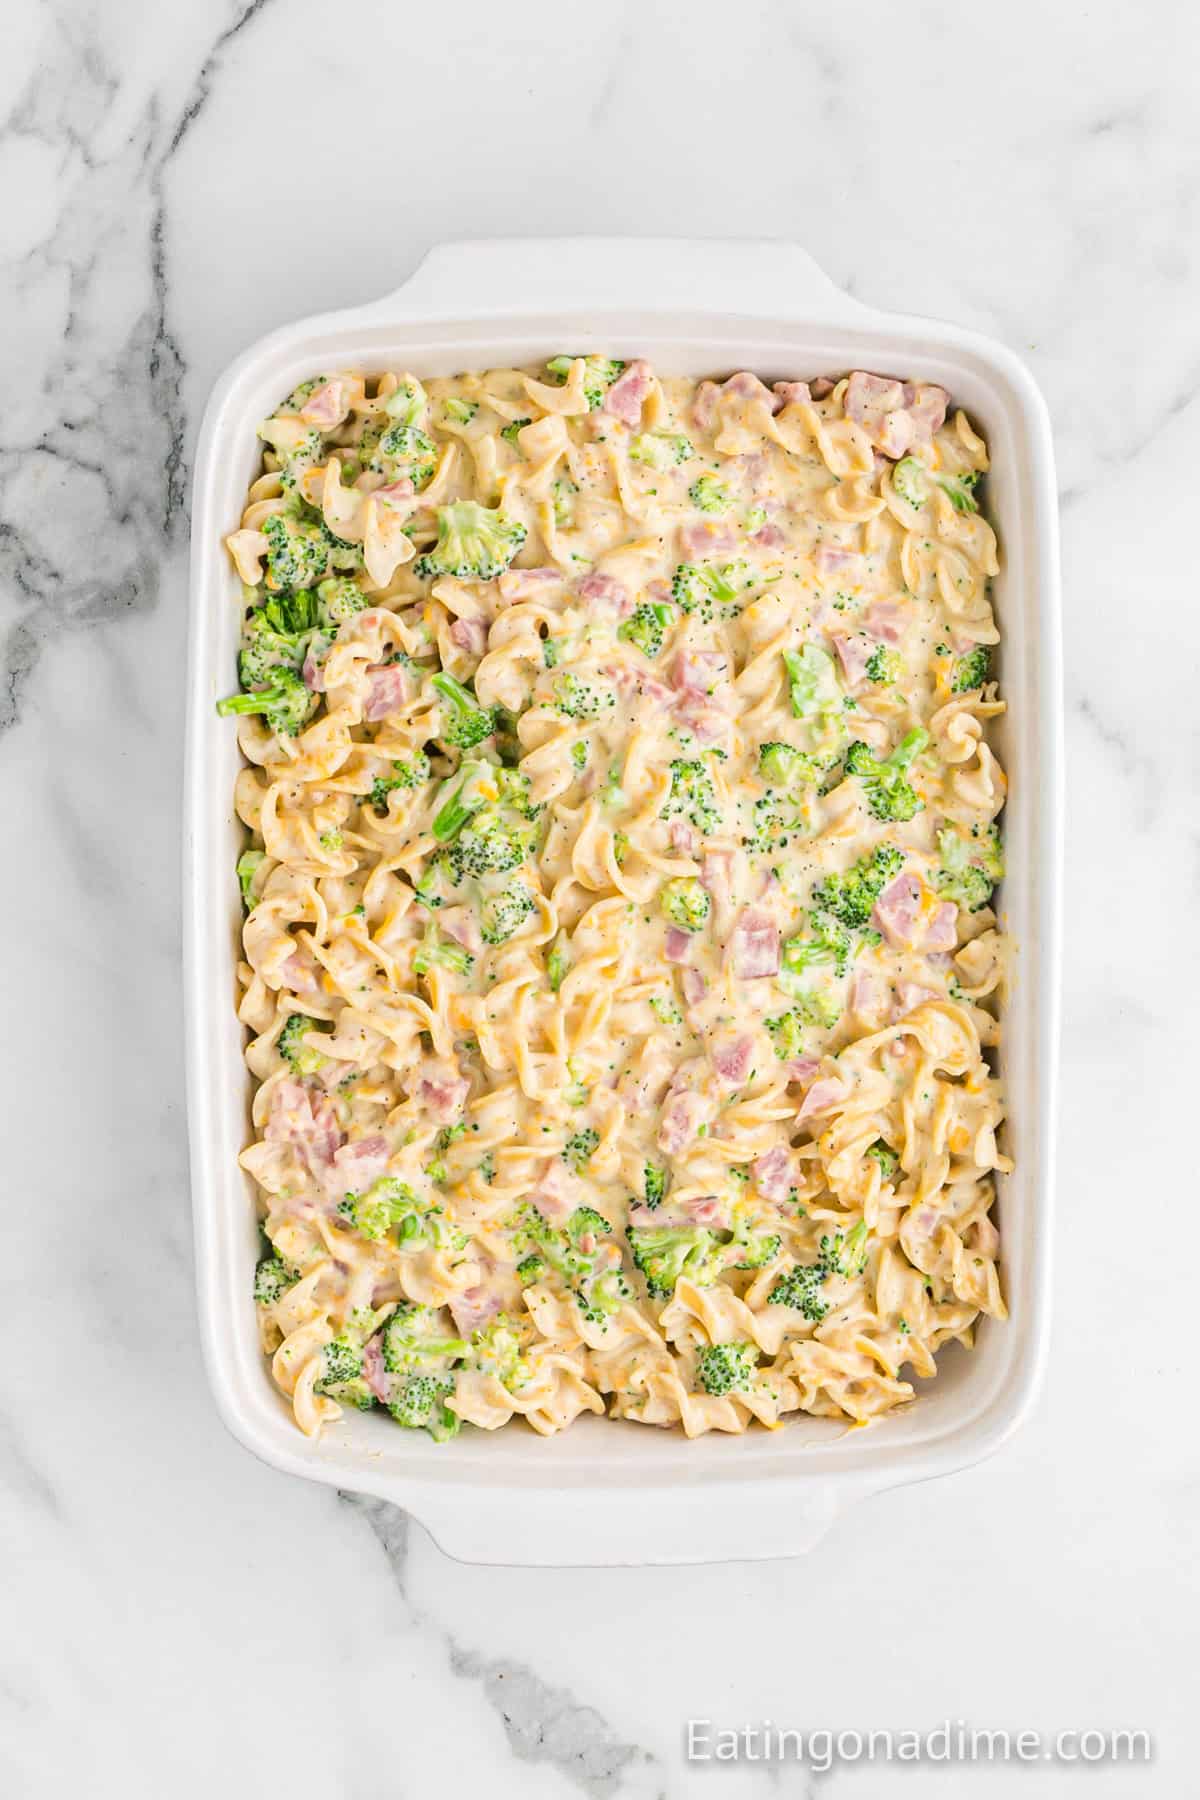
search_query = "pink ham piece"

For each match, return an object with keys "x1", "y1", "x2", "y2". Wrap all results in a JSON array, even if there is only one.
[
  {"x1": 266, "y1": 1077, "x2": 345, "y2": 1175},
  {"x1": 908, "y1": 385, "x2": 949, "y2": 440},
  {"x1": 440, "y1": 905, "x2": 483, "y2": 955},
  {"x1": 832, "y1": 634, "x2": 873, "y2": 685},
  {"x1": 672, "y1": 649, "x2": 730, "y2": 694},
  {"x1": 657, "y1": 1089, "x2": 714, "y2": 1156},
  {"x1": 674, "y1": 691, "x2": 732, "y2": 747},
  {"x1": 281, "y1": 950, "x2": 319, "y2": 995},
  {"x1": 795, "y1": 1075, "x2": 850, "y2": 1123},
  {"x1": 324, "y1": 1134, "x2": 389, "y2": 1200},
  {"x1": 784, "y1": 1055, "x2": 819, "y2": 1085},
  {"x1": 402, "y1": 1058, "x2": 469, "y2": 1122},
  {"x1": 845, "y1": 371, "x2": 949, "y2": 459},
  {"x1": 710, "y1": 1034, "x2": 753, "y2": 1087},
  {"x1": 664, "y1": 927, "x2": 692, "y2": 964},
  {"x1": 815, "y1": 545, "x2": 865, "y2": 580},
  {"x1": 810, "y1": 377, "x2": 835, "y2": 400},
  {"x1": 681, "y1": 968, "x2": 708, "y2": 1008},
  {"x1": 848, "y1": 969, "x2": 887, "y2": 1021},
  {"x1": 299, "y1": 379, "x2": 349, "y2": 430},
  {"x1": 669, "y1": 820, "x2": 699, "y2": 857},
  {"x1": 751, "y1": 522, "x2": 786, "y2": 549},
  {"x1": 364, "y1": 663, "x2": 415, "y2": 722},
  {"x1": 449, "y1": 617, "x2": 487, "y2": 656},
  {"x1": 682, "y1": 1194, "x2": 730, "y2": 1229},
  {"x1": 753, "y1": 1145, "x2": 796, "y2": 1202},
  {"x1": 772, "y1": 380, "x2": 812, "y2": 409},
  {"x1": 578, "y1": 570, "x2": 633, "y2": 617},
  {"x1": 528, "y1": 1159, "x2": 577, "y2": 1224},
  {"x1": 448, "y1": 1286, "x2": 501, "y2": 1337},
  {"x1": 302, "y1": 643, "x2": 326, "y2": 692},
  {"x1": 722, "y1": 371, "x2": 779, "y2": 408},
  {"x1": 730, "y1": 909, "x2": 780, "y2": 979},
  {"x1": 604, "y1": 359, "x2": 653, "y2": 426},
  {"x1": 872, "y1": 873, "x2": 923, "y2": 948},
  {"x1": 680, "y1": 519, "x2": 737, "y2": 561},
  {"x1": 362, "y1": 1336, "x2": 389, "y2": 1403},
  {"x1": 374, "y1": 476, "x2": 415, "y2": 507},
  {"x1": 498, "y1": 567, "x2": 562, "y2": 603},
  {"x1": 863, "y1": 599, "x2": 905, "y2": 644},
  {"x1": 924, "y1": 902, "x2": 959, "y2": 952},
  {"x1": 892, "y1": 980, "x2": 939, "y2": 1021},
  {"x1": 693, "y1": 381, "x2": 720, "y2": 431}
]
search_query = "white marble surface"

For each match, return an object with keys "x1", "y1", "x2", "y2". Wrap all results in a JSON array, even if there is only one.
[{"x1": 2, "y1": 0, "x2": 1197, "y2": 1793}]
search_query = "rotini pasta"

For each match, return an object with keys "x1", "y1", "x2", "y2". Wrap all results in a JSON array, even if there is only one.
[{"x1": 219, "y1": 358, "x2": 1009, "y2": 1443}]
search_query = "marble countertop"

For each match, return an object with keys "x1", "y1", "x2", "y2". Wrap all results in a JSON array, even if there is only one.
[{"x1": 3, "y1": 0, "x2": 1196, "y2": 1794}]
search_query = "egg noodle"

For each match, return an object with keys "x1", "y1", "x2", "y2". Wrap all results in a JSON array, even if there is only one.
[{"x1": 221, "y1": 356, "x2": 1008, "y2": 1442}]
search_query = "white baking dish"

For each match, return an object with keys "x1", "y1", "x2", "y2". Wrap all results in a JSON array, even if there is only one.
[{"x1": 184, "y1": 238, "x2": 1061, "y2": 1566}]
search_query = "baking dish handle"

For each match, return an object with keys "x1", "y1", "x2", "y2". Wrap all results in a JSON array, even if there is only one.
[
  {"x1": 360, "y1": 236, "x2": 876, "y2": 328},
  {"x1": 400, "y1": 1477, "x2": 861, "y2": 1568}
]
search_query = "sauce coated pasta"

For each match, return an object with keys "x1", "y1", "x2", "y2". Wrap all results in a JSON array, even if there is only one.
[{"x1": 221, "y1": 356, "x2": 1009, "y2": 1441}]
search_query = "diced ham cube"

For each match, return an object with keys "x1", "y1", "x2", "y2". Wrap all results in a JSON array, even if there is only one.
[
  {"x1": 795, "y1": 1075, "x2": 849, "y2": 1123},
  {"x1": 302, "y1": 644, "x2": 327, "y2": 692},
  {"x1": 908, "y1": 385, "x2": 949, "y2": 440},
  {"x1": 693, "y1": 381, "x2": 720, "y2": 431},
  {"x1": 848, "y1": 970, "x2": 888, "y2": 1022},
  {"x1": 815, "y1": 545, "x2": 865, "y2": 580},
  {"x1": 266, "y1": 1077, "x2": 345, "y2": 1175},
  {"x1": 924, "y1": 902, "x2": 959, "y2": 952},
  {"x1": 753, "y1": 1145, "x2": 795, "y2": 1201},
  {"x1": 772, "y1": 380, "x2": 812, "y2": 409},
  {"x1": 710, "y1": 1034, "x2": 753, "y2": 1087},
  {"x1": 682, "y1": 1194, "x2": 730, "y2": 1229},
  {"x1": 863, "y1": 600, "x2": 905, "y2": 644},
  {"x1": 672, "y1": 649, "x2": 730, "y2": 694},
  {"x1": 402, "y1": 1058, "x2": 469, "y2": 1122},
  {"x1": 785, "y1": 1056, "x2": 819, "y2": 1085},
  {"x1": 872, "y1": 874, "x2": 923, "y2": 949},
  {"x1": 299, "y1": 379, "x2": 349, "y2": 430},
  {"x1": 324, "y1": 1134, "x2": 389, "y2": 1200},
  {"x1": 362, "y1": 1336, "x2": 389, "y2": 1403},
  {"x1": 730, "y1": 909, "x2": 780, "y2": 979},
  {"x1": 374, "y1": 476, "x2": 416, "y2": 507},
  {"x1": 681, "y1": 968, "x2": 708, "y2": 1008},
  {"x1": 809, "y1": 377, "x2": 835, "y2": 401},
  {"x1": 448, "y1": 1286, "x2": 501, "y2": 1337},
  {"x1": 674, "y1": 692, "x2": 732, "y2": 747},
  {"x1": 680, "y1": 520, "x2": 737, "y2": 560},
  {"x1": 664, "y1": 927, "x2": 692, "y2": 964},
  {"x1": 440, "y1": 906, "x2": 483, "y2": 955},
  {"x1": 449, "y1": 617, "x2": 487, "y2": 656},
  {"x1": 833, "y1": 634, "x2": 873, "y2": 685},
  {"x1": 603, "y1": 359, "x2": 653, "y2": 426},
  {"x1": 892, "y1": 980, "x2": 939, "y2": 1021},
  {"x1": 657, "y1": 1089, "x2": 714, "y2": 1156},
  {"x1": 669, "y1": 820, "x2": 699, "y2": 857},
  {"x1": 528, "y1": 1159, "x2": 577, "y2": 1224},
  {"x1": 751, "y1": 522, "x2": 786, "y2": 549},
  {"x1": 364, "y1": 663, "x2": 415, "y2": 722},
  {"x1": 578, "y1": 571, "x2": 633, "y2": 618}
]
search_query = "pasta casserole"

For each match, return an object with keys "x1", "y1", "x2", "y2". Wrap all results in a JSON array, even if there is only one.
[{"x1": 219, "y1": 354, "x2": 1009, "y2": 1442}]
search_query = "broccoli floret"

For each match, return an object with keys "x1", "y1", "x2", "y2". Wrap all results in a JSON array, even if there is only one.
[
  {"x1": 782, "y1": 644, "x2": 842, "y2": 722},
  {"x1": 545, "y1": 355, "x2": 626, "y2": 409},
  {"x1": 934, "y1": 823, "x2": 1003, "y2": 912},
  {"x1": 237, "y1": 606, "x2": 308, "y2": 688},
  {"x1": 865, "y1": 644, "x2": 902, "y2": 684},
  {"x1": 892, "y1": 456, "x2": 928, "y2": 508},
  {"x1": 758, "y1": 742, "x2": 828, "y2": 788},
  {"x1": 314, "y1": 1335, "x2": 375, "y2": 1410},
  {"x1": 317, "y1": 575, "x2": 369, "y2": 623},
  {"x1": 745, "y1": 789, "x2": 810, "y2": 857},
  {"x1": 383, "y1": 377, "x2": 428, "y2": 426},
  {"x1": 517, "y1": 1253, "x2": 547, "y2": 1285},
  {"x1": 470, "y1": 1316, "x2": 534, "y2": 1392},
  {"x1": 695, "y1": 1341, "x2": 759, "y2": 1397},
  {"x1": 951, "y1": 644, "x2": 991, "y2": 691},
  {"x1": 414, "y1": 500, "x2": 527, "y2": 582},
  {"x1": 412, "y1": 927, "x2": 474, "y2": 977},
  {"x1": 551, "y1": 478, "x2": 577, "y2": 528},
  {"x1": 553, "y1": 672, "x2": 613, "y2": 720},
  {"x1": 452, "y1": 806, "x2": 539, "y2": 878},
  {"x1": 339, "y1": 1180, "x2": 466, "y2": 1251},
  {"x1": 670, "y1": 560, "x2": 752, "y2": 622},
  {"x1": 643, "y1": 1163, "x2": 667, "y2": 1208},
  {"x1": 236, "y1": 848, "x2": 265, "y2": 910},
  {"x1": 662, "y1": 757, "x2": 721, "y2": 835},
  {"x1": 627, "y1": 1224, "x2": 723, "y2": 1300},
  {"x1": 866, "y1": 1139, "x2": 899, "y2": 1181},
  {"x1": 431, "y1": 759, "x2": 497, "y2": 843},
  {"x1": 937, "y1": 470, "x2": 981, "y2": 514},
  {"x1": 253, "y1": 1254, "x2": 298, "y2": 1305},
  {"x1": 821, "y1": 1219, "x2": 870, "y2": 1277},
  {"x1": 261, "y1": 512, "x2": 331, "y2": 594},
  {"x1": 443, "y1": 398, "x2": 478, "y2": 426},
  {"x1": 388, "y1": 1373, "x2": 460, "y2": 1439},
  {"x1": 277, "y1": 1012, "x2": 332, "y2": 1075},
  {"x1": 630, "y1": 432, "x2": 693, "y2": 467},
  {"x1": 510, "y1": 1205, "x2": 606, "y2": 1286},
  {"x1": 373, "y1": 424, "x2": 435, "y2": 489},
  {"x1": 216, "y1": 669, "x2": 315, "y2": 737},
  {"x1": 781, "y1": 914, "x2": 869, "y2": 979},
  {"x1": 576, "y1": 1266, "x2": 632, "y2": 1327},
  {"x1": 764, "y1": 996, "x2": 840, "y2": 1061},
  {"x1": 688, "y1": 474, "x2": 732, "y2": 514},
  {"x1": 431, "y1": 671, "x2": 497, "y2": 749},
  {"x1": 617, "y1": 602, "x2": 675, "y2": 658},
  {"x1": 501, "y1": 416, "x2": 531, "y2": 445},
  {"x1": 767, "y1": 1262, "x2": 830, "y2": 1321},
  {"x1": 660, "y1": 876, "x2": 711, "y2": 932},
  {"x1": 812, "y1": 845, "x2": 904, "y2": 930},
  {"x1": 546, "y1": 932, "x2": 569, "y2": 991},
  {"x1": 371, "y1": 751, "x2": 431, "y2": 814},
  {"x1": 729, "y1": 1220, "x2": 781, "y2": 1270},
  {"x1": 843, "y1": 728, "x2": 930, "y2": 822},
  {"x1": 563, "y1": 1129, "x2": 600, "y2": 1173},
  {"x1": 479, "y1": 880, "x2": 535, "y2": 946},
  {"x1": 380, "y1": 1303, "x2": 468, "y2": 1374}
]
